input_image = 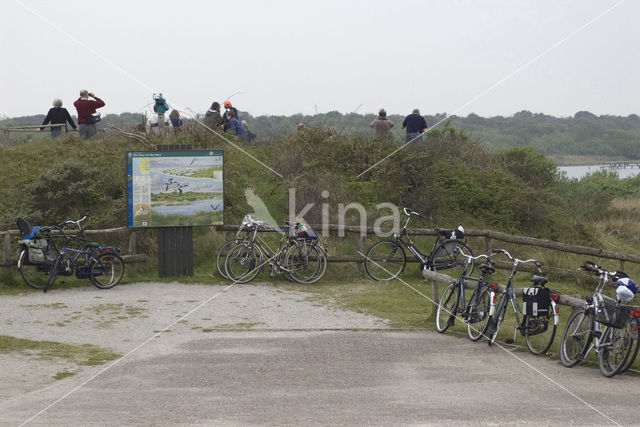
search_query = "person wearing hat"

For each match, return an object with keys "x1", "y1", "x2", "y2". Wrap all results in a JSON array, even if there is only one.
[
  {"x1": 222, "y1": 100, "x2": 239, "y2": 132},
  {"x1": 369, "y1": 108, "x2": 394, "y2": 138}
]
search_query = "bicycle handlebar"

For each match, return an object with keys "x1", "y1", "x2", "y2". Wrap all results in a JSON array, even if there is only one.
[
  {"x1": 580, "y1": 260, "x2": 627, "y2": 280},
  {"x1": 402, "y1": 207, "x2": 427, "y2": 220},
  {"x1": 492, "y1": 249, "x2": 541, "y2": 269}
]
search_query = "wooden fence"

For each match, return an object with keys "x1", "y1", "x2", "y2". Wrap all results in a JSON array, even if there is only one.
[{"x1": 2, "y1": 224, "x2": 637, "y2": 312}]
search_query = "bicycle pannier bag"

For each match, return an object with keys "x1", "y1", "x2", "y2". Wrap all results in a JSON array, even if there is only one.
[
  {"x1": 596, "y1": 299, "x2": 628, "y2": 329},
  {"x1": 522, "y1": 286, "x2": 550, "y2": 316},
  {"x1": 22, "y1": 238, "x2": 49, "y2": 264}
]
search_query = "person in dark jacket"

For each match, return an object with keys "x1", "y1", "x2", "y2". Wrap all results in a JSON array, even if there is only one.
[
  {"x1": 169, "y1": 110, "x2": 183, "y2": 132},
  {"x1": 401, "y1": 108, "x2": 428, "y2": 143},
  {"x1": 204, "y1": 101, "x2": 223, "y2": 130},
  {"x1": 225, "y1": 110, "x2": 248, "y2": 140},
  {"x1": 222, "y1": 100, "x2": 239, "y2": 132},
  {"x1": 39, "y1": 99, "x2": 76, "y2": 137},
  {"x1": 73, "y1": 90, "x2": 105, "y2": 139}
]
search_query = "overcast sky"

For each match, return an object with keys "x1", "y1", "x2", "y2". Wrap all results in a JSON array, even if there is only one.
[{"x1": 1, "y1": 0, "x2": 638, "y2": 119}]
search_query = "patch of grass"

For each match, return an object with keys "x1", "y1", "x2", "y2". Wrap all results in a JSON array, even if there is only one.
[
  {"x1": 53, "y1": 371, "x2": 77, "y2": 380},
  {"x1": 0, "y1": 335, "x2": 120, "y2": 366},
  {"x1": 212, "y1": 322, "x2": 264, "y2": 329}
]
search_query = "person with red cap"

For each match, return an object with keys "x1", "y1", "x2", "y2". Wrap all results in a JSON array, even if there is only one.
[{"x1": 222, "y1": 100, "x2": 239, "y2": 132}]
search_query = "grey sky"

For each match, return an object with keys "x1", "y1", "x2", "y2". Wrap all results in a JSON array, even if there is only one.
[{"x1": 1, "y1": 0, "x2": 638, "y2": 119}]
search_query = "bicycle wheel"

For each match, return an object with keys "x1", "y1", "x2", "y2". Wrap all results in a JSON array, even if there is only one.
[
  {"x1": 524, "y1": 312, "x2": 557, "y2": 355},
  {"x1": 18, "y1": 249, "x2": 51, "y2": 290},
  {"x1": 364, "y1": 240, "x2": 406, "y2": 281},
  {"x1": 216, "y1": 239, "x2": 242, "y2": 280},
  {"x1": 225, "y1": 242, "x2": 261, "y2": 284},
  {"x1": 285, "y1": 241, "x2": 327, "y2": 284},
  {"x1": 45, "y1": 256, "x2": 61, "y2": 292},
  {"x1": 487, "y1": 303, "x2": 507, "y2": 346},
  {"x1": 467, "y1": 288, "x2": 491, "y2": 342},
  {"x1": 619, "y1": 315, "x2": 640, "y2": 374},
  {"x1": 431, "y1": 240, "x2": 474, "y2": 276},
  {"x1": 435, "y1": 283, "x2": 457, "y2": 333},
  {"x1": 560, "y1": 306, "x2": 593, "y2": 368},
  {"x1": 598, "y1": 323, "x2": 634, "y2": 378},
  {"x1": 90, "y1": 252, "x2": 125, "y2": 289}
]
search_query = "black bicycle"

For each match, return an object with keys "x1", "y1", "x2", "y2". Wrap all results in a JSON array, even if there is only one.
[
  {"x1": 17, "y1": 215, "x2": 124, "y2": 292},
  {"x1": 363, "y1": 207, "x2": 474, "y2": 281},
  {"x1": 435, "y1": 252, "x2": 499, "y2": 342},
  {"x1": 484, "y1": 249, "x2": 560, "y2": 355}
]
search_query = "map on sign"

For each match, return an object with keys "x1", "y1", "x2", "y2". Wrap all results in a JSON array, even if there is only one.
[{"x1": 126, "y1": 150, "x2": 224, "y2": 227}]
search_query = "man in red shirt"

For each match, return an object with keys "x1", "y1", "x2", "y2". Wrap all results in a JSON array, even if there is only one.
[{"x1": 73, "y1": 89, "x2": 105, "y2": 139}]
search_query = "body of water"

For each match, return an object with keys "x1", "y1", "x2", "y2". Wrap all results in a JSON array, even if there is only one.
[
  {"x1": 152, "y1": 198, "x2": 223, "y2": 215},
  {"x1": 558, "y1": 164, "x2": 640, "y2": 180}
]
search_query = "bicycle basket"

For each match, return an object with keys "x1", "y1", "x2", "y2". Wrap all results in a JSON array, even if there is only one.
[
  {"x1": 596, "y1": 299, "x2": 629, "y2": 329},
  {"x1": 521, "y1": 286, "x2": 550, "y2": 316}
]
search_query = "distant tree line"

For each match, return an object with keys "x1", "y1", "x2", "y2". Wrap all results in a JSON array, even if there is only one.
[{"x1": 3, "y1": 110, "x2": 640, "y2": 159}]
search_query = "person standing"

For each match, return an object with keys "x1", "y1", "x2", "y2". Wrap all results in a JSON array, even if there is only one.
[
  {"x1": 40, "y1": 99, "x2": 76, "y2": 137},
  {"x1": 369, "y1": 108, "x2": 394, "y2": 138},
  {"x1": 73, "y1": 90, "x2": 105, "y2": 139},
  {"x1": 241, "y1": 120, "x2": 257, "y2": 142},
  {"x1": 222, "y1": 100, "x2": 239, "y2": 132},
  {"x1": 204, "y1": 101, "x2": 223, "y2": 130},
  {"x1": 169, "y1": 110, "x2": 183, "y2": 132},
  {"x1": 401, "y1": 108, "x2": 428, "y2": 143}
]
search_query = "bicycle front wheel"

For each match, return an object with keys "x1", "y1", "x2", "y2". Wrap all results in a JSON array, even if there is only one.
[
  {"x1": 524, "y1": 312, "x2": 557, "y2": 355},
  {"x1": 560, "y1": 307, "x2": 593, "y2": 367},
  {"x1": 216, "y1": 239, "x2": 243, "y2": 280},
  {"x1": 598, "y1": 323, "x2": 634, "y2": 378},
  {"x1": 225, "y1": 242, "x2": 262, "y2": 284},
  {"x1": 18, "y1": 249, "x2": 50, "y2": 290},
  {"x1": 619, "y1": 315, "x2": 640, "y2": 374},
  {"x1": 285, "y1": 242, "x2": 327, "y2": 284},
  {"x1": 431, "y1": 240, "x2": 474, "y2": 276},
  {"x1": 467, "y1": 288, "x2": 491, "y2": 342},
  {"x1": 364, "y1": 240, "x2": 406, "y2": 281},
  {"x1": 435, "y1": 283, "x2": 457, "y2": 333},
  {"x1": 90, "y1": 252, "x2": 125, "y2": 289}
]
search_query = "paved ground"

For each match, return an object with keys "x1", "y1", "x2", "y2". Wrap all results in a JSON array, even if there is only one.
[{"x1": 1, "y1": 282, "x2": 640, "y2": 426}]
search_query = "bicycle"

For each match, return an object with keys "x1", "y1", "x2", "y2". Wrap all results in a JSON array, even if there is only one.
[
  {"x1": 224, "y1": 216, "x2": 327, "y2": 284},
  {"x1": 559, "y1": 261, "x2": 639, "y2": 377},
  {"x1": 215, "y1": 215, "x2": 257, "y2": 279},
  {"x1": 484, "y1": 249, "x2": 560, "y2": 355},
  {"x1": 18, "y1": 215, "x2": 124, "y2": 292},
  {"x1": 16, "y1": 217, "x2": 61, "y2": 290},
  {"x1": 435, "y1": 253, "x2": 499, "y2": 342},
  {"x1": 363, "y1": 207, "x2": 474, "y2": 281}
]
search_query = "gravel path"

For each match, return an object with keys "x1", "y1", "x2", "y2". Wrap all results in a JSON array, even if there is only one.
[{"x1": 0, "y1": 281, "x2": 388, "y2": 402}]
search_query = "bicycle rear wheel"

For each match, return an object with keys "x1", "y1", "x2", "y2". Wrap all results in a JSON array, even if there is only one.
[
  {"x1": 467, "y1": 288, "x2": 491, "y2": 342},
  {"x1": 18, "y1": 249, "x2": 51, "y2": 290},
  {"x1": 364, "y1": 240, "x2": 406, "y2": 281},
  {"x1": 90, "y1": 252, "x2": 125, "y2": 289},
  {"x1": 524, "y1": 312, "x2": 557, "y2": 355},
  {"x1": 598, "y1": 323, "x2": 634, "y2": 377},
  {"x1": 435, "y1": 283, "x2": 457, "y2": 333},
  {"x1": 285, "y1": 241, "x2": 327, "y2": 284},
  {"x1": 225, "y1": 242, "x2": 261, "y2": 284},
  {"x1": 431, "y1": 240, "x2": 474, "y2": 276},
  {"x1": 560, "y1": 306, "x2": 593, "y2": 367}
]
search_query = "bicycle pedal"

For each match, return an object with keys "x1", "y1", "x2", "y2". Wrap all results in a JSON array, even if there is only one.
[{"x1": 575, "y1": 354, "x2": 585, "y2": 361}]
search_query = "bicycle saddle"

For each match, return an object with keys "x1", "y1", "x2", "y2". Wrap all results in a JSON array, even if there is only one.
[
  {"x1": 530, "y1": 275, "x2": 548, "y2": 286},
  {"x1": 479, "y1": 263, "x2": 495, "y2": 275},
  {"x1": 434, "y1": 228, "x2": 464, "y2": 239}
]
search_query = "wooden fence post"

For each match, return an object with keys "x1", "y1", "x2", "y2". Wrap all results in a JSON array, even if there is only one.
[
  {"x1": 484, "y1": 235, "x2": 492, "y2": 254},
  {"x1": 620, "y1": 260, "x2": 626, "y2": 272},
  {"x1": 2, "y1": 233, "x2": 11, "y2": 265},
  {"x1": 431, "y1": 280, "x2": 439, "y2": 316},
  {"x1": 356, "y1": 235, "x2": 364, "y2": 275}
]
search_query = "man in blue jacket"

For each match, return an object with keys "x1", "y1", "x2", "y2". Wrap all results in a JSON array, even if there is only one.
[{"x1": 401, "y1": 108, "x2": 428, "y2": 143}]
